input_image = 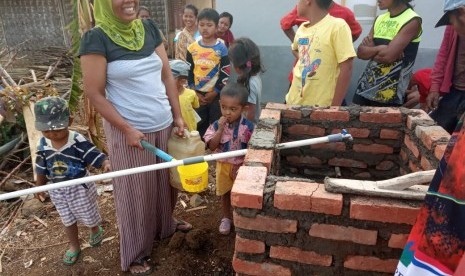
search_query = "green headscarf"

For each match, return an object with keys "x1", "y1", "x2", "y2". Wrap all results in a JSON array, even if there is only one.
[{"x1": 93, "y1": 0, "x2": 145, "y2": 51}]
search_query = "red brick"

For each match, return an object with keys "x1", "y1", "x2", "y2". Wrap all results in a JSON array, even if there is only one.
[
  {"x1": 435, "y1": 144, "x2": 447, "y2": 160},
  {"x1": 259, "y1": 109, "x2": 281, "y2": 121},
  {"x1": 283, "y1": 109, "x2": 302, "y2": 119},
  {"x1": 286, "y1": 155, "x2": 323, "y2": 165},
  {"x1": 231, "y1": 166, "x2": 267, "y2": 209},
  {"x1": 310, "y1": 107, "x2": 350, "y2": 122},
  {"x1": 404, "y1": 135, "x2": 420, "y2": 158},
  {"x1": 359, "y1": 108, "x2": 402, "y2": 124},
  {"x1": 329, "y1": 158, "x2": 367, "y2": 169},
  {"x1": 332, "y1": 128, "x2": 370, "y2": 138},
  {"x1": 421, "y1": 156, "x2": 434, "y2": 171},
  {"x1": 274, "y1": 181, "x2": 343, "y2": 215},
  {"x1": 244, "y1": 149, "x2": 274, "y2": 173},
  {"x1": 376, "y1": 161, "x2": 395, "y2": 171},
  {"x1": 354, "y1": 172, "x2": 371, "y2": 179},
  {"x1": 350, "y1": 197, "x2": 420, "y2": 225},
  {"x1": 344, "y1": 256, "x2": 398, "y2": 273},
  {"x1": 270, "y1": 246, "x2": 332, "y2": 266},
  {"x1": 235, "y1": 235, "x2": 265, "y2": 254},
  {"x1": 233, "y1": 255, "x2": 291, "y2": 276},
  {"x1": 286, "y1": 125, "x2": 325, "y2": 136},
  {"x1": 388, "y1": 233, "x2": 409, "y2": 249},
  {"x1": 265, "y1": 103, "x2": 302, "y2": 119},
  {"x1": 310, "y1": 142, "x2": 346, "y2": 151},
  {"x1": 400, "y1": 149, "x2": 408, "y2": 163},
  {"x1": 409, "y1": 160, "x2": 421, "y2": 172},
  {"x1": 380, "y1": 129, "x2": 401, "y2": 140},
  {"x1": 417, "y1": 126, "x2": 450, "y2": 150},
  {"x1": 309, "y1": 224, "x2": 378, "y2": 245},
  {"x1": 407, "y1": 110, "x2": 435, "y2": 130},
  {"x1": 311, "y1": 142, "x2": 346, "y2": 151},
  {"x1": 233, "y1": 211, "x2": 298, "y2": 233},
  {"x1": 353, "y1": 144, "x2": 393, "y2": 154},
  {"x1": 265, "y1": 102, "x2": 288, "y2": 110}
]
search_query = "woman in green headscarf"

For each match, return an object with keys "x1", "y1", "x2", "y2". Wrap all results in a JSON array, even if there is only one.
[{"x1": 79, "y1": 0, "x2": 190, "y2": 274}]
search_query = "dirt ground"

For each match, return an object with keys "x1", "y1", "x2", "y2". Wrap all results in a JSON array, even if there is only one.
[{"x1": 0, "y1": 165, "x2": 236, "y2": 276}]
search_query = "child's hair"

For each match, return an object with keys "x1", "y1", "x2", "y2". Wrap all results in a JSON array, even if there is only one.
[
  {"x1": 220, "y1": 83, "x2": 249, "y2": 106},
  {"x1": 229, "y1": 37, "x2": 264, "y2": 91},
  {"x1": 395, "y1": 0, "x2": 414, "y2": 9},
  {"x1": 219, "y1": 12, "x2": 233, "y2": 27},
  {"x1": 198, "y1": 8, "x2": 220, "y2": 25},
  {"x1": 184, "y1": 4, "x2": 199, "y2": 17},
  {"x1": 315, "y1": 0, "x2": 333, "y2": 10},
  {"x1": 137, "y1": 6, "x2": 151, "y2": 17}
]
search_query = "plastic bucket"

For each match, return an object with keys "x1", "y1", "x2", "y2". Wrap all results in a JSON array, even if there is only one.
[{"x1": 177, "y1": 161, "x2": 209, "y2": 193}]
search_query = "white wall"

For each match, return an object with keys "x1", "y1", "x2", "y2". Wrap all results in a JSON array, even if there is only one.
[{"x1": 217, "y1": 0, "x2": 445, "y2": 49}]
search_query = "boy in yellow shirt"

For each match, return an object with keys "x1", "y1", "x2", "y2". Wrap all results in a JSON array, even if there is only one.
[
  {"x1": 286, "y1": 0, "x2": 356, "y2": 106},
  {"x1": 170, "y1": 60, "x2": 200, "y2": 131}
]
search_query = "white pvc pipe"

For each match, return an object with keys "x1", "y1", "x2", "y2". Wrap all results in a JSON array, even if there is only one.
[
  {"x1": 0, "y1": 133, "x2": 352, "y2": 201},
  {"x1": 0, "y1": 150, "x2": 248, "y2": 201}
]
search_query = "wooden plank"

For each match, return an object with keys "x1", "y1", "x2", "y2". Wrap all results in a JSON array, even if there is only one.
[
  {"x1": 324, "y1": 177, "x2": 428, "y2": 200},
  {"x1": 23, "y1": 101, "x2": 41, "y2": 181}
]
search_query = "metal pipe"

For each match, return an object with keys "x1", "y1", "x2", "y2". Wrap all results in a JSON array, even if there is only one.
[{"x1": 0, "y1": 131, "x2": 352, "y2": 201}]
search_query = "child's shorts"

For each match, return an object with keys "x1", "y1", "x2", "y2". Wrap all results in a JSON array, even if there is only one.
[
  {"x1": 49, "y1": 182, "x2": 101, "y2": 227},
  {"x1": 216, "y1": 162, "x2": 239, "y2": 196}
]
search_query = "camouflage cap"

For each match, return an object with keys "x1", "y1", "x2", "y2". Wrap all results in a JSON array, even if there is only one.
[{"x1": 34, "y1": 96, "x2": 70, "y2": 131}]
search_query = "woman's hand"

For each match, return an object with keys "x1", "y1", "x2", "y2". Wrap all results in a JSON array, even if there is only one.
[
  {"x1": 124, "y1": 127, "x2": 146, "y2": 150},
  {"x1": 173, "y1": 116, "x2": 186, "y2": 137}
]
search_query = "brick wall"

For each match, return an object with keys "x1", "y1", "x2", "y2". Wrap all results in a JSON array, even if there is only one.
[{"x1": 231, "y1": 105, "x2": 450, "y2": 275}]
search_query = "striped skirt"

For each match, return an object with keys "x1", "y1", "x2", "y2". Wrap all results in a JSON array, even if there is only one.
[{"x1": 104, "y1": 122, "x2": 177, "y2": 271}]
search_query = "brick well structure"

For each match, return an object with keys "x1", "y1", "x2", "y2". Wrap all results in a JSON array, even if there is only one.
[{"x1": 231, "y1": 104, "x2": 451, "y2": 276}]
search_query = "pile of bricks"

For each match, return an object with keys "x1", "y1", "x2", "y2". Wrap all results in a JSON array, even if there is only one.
[{"x1": 231, "y1": 104, "x2": 451, "y2": 275}]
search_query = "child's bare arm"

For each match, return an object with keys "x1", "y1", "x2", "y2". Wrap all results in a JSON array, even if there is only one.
[
  {"x1": 35, "y1": 174, "x2": 47, "y2": 202},
  {"x1": 332, "y1": 58, "x2": 354, "y2": 106},
  {"x1": 207, "y1": 117, "x2": 227, "y2": 151},
  {"x1": 101, "y1": 159, "x2": 111, "y2": 173}
]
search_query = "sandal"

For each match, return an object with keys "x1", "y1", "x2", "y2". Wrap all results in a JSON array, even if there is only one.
[
  {"x1": 175, "y1": 219, "x2": 193, "y2": 233},
  {"x1": 129, "y1": 256, "x2": 154, "y2": 276},
  {"x1": 219, "y1": 218, "x2": 232, "y2": 235},
  {"x1": 63, "y1": 249, "x2": 81, "y2": 265},
  {"x1": 89, "y1": 225, "x2": 104, "y2": 247}
]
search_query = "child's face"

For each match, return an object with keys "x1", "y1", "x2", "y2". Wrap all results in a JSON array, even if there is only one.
[
  {"x1": 218, "y1": 17, "x2": 231, "y2": 34},
  {"x1": 41, "y1": 128, "x2": 69, "y2": 143},
  {"x1": 138, "y1": 9, "x2": 150, "y2": 19},
  {"x1": 183, "y1": 8, "x2": 197, "y2": 29},
  {"x1": 198, "y1": 19, "x2": 217, "y2": 39},
  {"x1": 175, "y1": 77, "x2": 187, "y2": 91},
  {"x1": 220, "y1": 95, "x2": 245, "y2": 123}
]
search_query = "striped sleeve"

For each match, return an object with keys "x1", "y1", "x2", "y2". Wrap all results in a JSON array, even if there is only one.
[
  {"x1": 35, "y1": 138, "x2": 48, "y2": 175},
  {"x1": 74, "y1": 133, "x2": 107, "y2": 168}
]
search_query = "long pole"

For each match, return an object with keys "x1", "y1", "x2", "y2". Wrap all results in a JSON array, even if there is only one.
[{"x1": 0, "y1": 132, "x2": 352, "y2": 201}]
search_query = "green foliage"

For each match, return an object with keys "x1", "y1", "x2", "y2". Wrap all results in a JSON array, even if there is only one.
[{"x1": 67, "y1": 0, "x2": 84, "y2": 113}]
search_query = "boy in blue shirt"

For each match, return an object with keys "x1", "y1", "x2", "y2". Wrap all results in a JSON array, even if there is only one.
[{"x1": 34, "y1": 97, "x2": 110, "y2": 265}]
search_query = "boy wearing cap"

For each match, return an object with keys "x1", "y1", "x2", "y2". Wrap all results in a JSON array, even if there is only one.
[
  {"x1": 34, "y1": 96, "x2": 110, "y2": 265},
  {"x1": 170, "y1": 59, "x2": 200, "y2": 131},
  {"x1": 427, "y1": 0, "x2": 465, "y2": 133}
]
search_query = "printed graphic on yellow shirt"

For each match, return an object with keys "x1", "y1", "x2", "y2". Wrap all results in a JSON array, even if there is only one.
[{"x1": 298, "y1": 36, "x2": 322, "y2": 96}]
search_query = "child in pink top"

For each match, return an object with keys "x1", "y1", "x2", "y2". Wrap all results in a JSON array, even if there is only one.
[{"x1": 203, "y1": 83, "x2": 254, "y2": 235}]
